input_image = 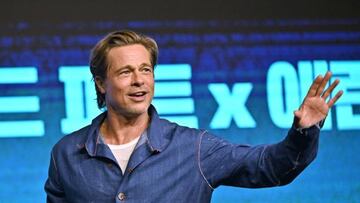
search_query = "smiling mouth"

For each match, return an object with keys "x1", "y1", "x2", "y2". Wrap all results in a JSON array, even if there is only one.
[
  {"x1": 128, "y1": 91, "x2": 147, "y2": 97},
  {"x1": 128, "y1": 91, "x2": 147, "y2": 102}
]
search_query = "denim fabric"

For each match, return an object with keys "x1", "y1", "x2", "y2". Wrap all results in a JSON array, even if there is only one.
[{"x1": 45, "y1": 105, "x2": 320, "y2": 203}]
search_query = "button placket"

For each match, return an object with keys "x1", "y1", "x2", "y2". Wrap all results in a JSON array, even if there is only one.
[
  {"x1": 127, "y1": 167, "x2": 134, "y2": 174},
  {"x1": 118, "y1": 192, "x2": 126, "y2": 201}
]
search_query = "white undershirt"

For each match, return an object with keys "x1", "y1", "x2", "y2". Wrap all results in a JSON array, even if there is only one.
[{"x1": 107, "y1": 136, "x2": 140, "y2": 174}]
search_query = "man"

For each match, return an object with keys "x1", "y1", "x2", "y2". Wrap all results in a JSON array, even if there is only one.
[{"x1": 45, "y1": 30, "x2": 343, "y2": 202}]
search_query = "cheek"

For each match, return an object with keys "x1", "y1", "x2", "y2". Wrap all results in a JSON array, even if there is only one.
[
  {"x1": 106, "y1": 80, "x2": 128, "y2": 96},
  {"x1": 146, "y1": 77, "x2": 155, "y2": 88},
  {"x1": 148, "y1": 83, "x2": 155, "y2": 96}
]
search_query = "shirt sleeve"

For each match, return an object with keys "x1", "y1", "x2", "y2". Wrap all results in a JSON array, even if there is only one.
[
  {"x1": 44, "y1": 150, "x2": 67, "y2": 203},
  {"x1": 198, "y1": 124, "x2": 320, "y2": 189}
]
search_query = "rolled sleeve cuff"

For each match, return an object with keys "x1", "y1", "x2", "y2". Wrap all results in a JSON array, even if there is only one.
[{"x1": 286, "y1": 124, "x2": 320, "y2": 151}]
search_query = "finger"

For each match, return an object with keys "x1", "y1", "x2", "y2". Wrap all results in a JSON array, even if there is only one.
[
  {"x1": 322, "y1": 79, "x2": 340, "y2": 100},
  {"x1": 305, "y1": 75, "x2": 323, "y2": 98},
  {"x1": 293, "y1": 110, "x2": 302, "y2": 128},
  {"x1": 316, "y1": 71, "x2": 332, "y2": 97},
  {"x1": 327, "y1": 90, "x2": 343, "y2": 108}
]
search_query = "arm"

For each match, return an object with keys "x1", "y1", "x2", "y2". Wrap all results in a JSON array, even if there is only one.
[
  {"x1": 44, "y1": 150, "x2": 66, "y2": 203},
  {"x1": 199, "y1": 71, "x2": 343, "y2": 189},
  {"x1": 199, "y1": 125, "x2": 319, "y2": 188}
]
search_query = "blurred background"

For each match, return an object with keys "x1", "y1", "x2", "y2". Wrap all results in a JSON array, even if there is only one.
[{"x1": 0, "y1": 0, "x2": 359, "y2": 202}]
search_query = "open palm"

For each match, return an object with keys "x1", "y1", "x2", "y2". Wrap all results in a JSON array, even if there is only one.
[{"x1": 294, "y1": 71, "x2": 343, "y2": 128}]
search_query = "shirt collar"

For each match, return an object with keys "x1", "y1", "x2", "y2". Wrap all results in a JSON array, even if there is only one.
[
  {"x1": 85, "y1": 105, "x2": 168, "y2": 156},
  {"x1": 84, "y1": 111, "x2": 107, "y2": 156},
  {"x1": 145, "y1": 104, "x2": 166, "y2": 153}
]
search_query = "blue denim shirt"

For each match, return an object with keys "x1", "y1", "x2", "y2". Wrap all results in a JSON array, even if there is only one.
[{"x1": 45, "y1": 105, "x2": 320, "y2": 202}]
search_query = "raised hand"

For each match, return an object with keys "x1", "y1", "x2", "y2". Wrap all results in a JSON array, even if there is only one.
[{"x1": 294, "y1": 71, "x2": 343, "y2": 128}]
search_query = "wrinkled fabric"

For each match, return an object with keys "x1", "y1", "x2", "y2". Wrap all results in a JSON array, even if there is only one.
[{"x1": 45, "y1": 105, "x2": 319, "y2": 203}]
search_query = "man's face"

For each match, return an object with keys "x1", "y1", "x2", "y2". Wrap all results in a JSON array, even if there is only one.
[{"x1": 98, "y1": 44, "x2": 154, "y2": 118}]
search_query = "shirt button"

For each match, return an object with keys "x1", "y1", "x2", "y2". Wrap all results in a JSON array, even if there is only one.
[
  {"x1": 118, "y1": 192, "x2": 126, "y2": 201},
  {"x1": 127, "y1": 168, "x2": 133, "y2": 173}
]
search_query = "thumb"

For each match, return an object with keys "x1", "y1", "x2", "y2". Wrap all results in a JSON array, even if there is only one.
[{"x1": 294, "y1": 110, "x2": 302, "y2": 118}]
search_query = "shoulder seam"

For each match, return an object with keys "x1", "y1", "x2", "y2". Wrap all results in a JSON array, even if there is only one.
[
  {"x1": 197, "y1": 130, "x2": 215, "y2": 190},
  {"x1": 51, "y1": 150, "x2": 58, "y2": 172},
  {"x1": 50, "y1": 150, "x2": 64, "y2": 188}
]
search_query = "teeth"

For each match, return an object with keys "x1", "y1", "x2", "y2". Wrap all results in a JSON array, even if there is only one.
[{"x1": 132, "y1": 92, "x2": 145, "y2": 96}]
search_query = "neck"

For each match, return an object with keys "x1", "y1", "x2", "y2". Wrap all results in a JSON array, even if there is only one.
[{"x1": 101, "y1": 109, "x2": 149, "y2": 145}]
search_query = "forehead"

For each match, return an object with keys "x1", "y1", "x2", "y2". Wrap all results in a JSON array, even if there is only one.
[{"x1": 107, "y1": 44, "x2": 151, "y2": 67}]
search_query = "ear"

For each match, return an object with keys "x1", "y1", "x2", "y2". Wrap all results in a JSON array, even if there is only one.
[{"x1": 95, "y1": 76, "x2": 106, "y2": 94}]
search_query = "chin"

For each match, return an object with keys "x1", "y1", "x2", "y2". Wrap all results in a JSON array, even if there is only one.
[
  {"x1": 107, "y1": 101, "x2": 149, "y2": 118},
  {"x1": 125, "y1": 103, "x2": 150, "y2": 117}
]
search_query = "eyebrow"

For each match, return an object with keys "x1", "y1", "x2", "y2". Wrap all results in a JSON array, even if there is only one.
[
  {"x1": 139, "y1": 63, "x2": 152, "y2": 68},
  {"x1": 113, "y1": 63, "x2": 153, "y2": 73}
]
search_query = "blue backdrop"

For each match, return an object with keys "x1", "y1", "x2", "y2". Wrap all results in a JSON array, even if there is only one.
[{"x1": 0, "y1": 19, "x2": 359, "y2": 202}]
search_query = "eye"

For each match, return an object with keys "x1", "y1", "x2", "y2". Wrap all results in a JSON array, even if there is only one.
[
  {"x1": 119, "y1": 70, "x2": 131, "y2": 75},
  {"x1": 142, "y1": 66, "x2": 153, "y2": 73}
]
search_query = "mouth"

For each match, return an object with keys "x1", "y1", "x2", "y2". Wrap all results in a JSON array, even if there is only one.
[
  {"x1": 128, "y1": 91, "x2": 147, "y2": 97},
  {"x1": 128, "y1": 91, "x2": 148, "y2": 101}
]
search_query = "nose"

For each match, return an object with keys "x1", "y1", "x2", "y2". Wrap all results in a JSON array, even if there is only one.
[{"x1": 131, "y1": 71, "x2": 144, "y2": 86}]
